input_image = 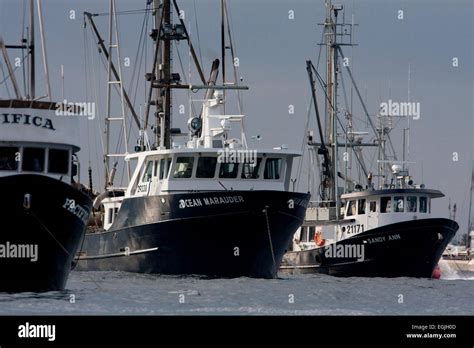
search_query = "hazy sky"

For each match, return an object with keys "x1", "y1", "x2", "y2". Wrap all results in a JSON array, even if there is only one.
[{"x1": 0, "y1": 0, "x2": 472, "y2": 237}]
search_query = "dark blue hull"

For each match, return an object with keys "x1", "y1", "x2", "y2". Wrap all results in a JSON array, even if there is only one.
[
  {"x1": 75, "y1": 190, "x2": 310, "y2": 278},
  {"x1": 281, "y1": 218, "x2": 458, "y2": 278},
  {"x1": 0, "y1": 174, "x2": 92, "y2": 292}
]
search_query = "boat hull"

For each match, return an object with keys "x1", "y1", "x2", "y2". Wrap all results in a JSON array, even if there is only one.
[
  {"x1": 281, "y1": 218, "x2": 458, "y2": 278},
  {"x1": 0, "y1": 174, "x2": 92, "y2": 292},
  {"x1": 75, "y1": 190, "x2": 309, "y2": 278}
]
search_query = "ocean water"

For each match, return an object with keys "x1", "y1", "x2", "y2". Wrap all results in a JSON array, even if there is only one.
[{"x1": 1, "y1": 261, "x2": 473, "y2": 316}]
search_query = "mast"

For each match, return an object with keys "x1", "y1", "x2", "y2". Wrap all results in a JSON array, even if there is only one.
[
  {"x1": 468, "y1": 160, "x2": 474, "y2": 232},
  {"x1": 104, "y1": 0, "x2": 130, "y2": 188},
  {"x1": 332, "y1": 4, "x2": 339, "y2": 211},
  {"x1": 36, "y1": 0, "x2": 51, "y2": 101},
  {"x1": 28, "y1": 0, "x2": 35, "y2": 99},
  {"x1": 221, "y1": 0, "x2": 226, "y2": 113},
  {"x1": 155, "y1": 0, "x2": 172, "y2": 149},
  {"x1": 324, "y1": 0, "x2": 340, "y2": 210}
]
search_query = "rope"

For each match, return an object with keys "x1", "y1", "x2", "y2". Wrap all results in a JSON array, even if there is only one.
[{"x1": 263, "y1": 206, "x2": 277, "y2": 277}]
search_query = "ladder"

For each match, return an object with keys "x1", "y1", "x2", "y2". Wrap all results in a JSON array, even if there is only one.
[{"x1": 104, "y1": 0, "x2": 130, "y2": 188}]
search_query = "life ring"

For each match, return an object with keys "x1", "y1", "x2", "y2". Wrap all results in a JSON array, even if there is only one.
[{"x1": 314, "y1": 230, "x2": 325, "y2": 247}]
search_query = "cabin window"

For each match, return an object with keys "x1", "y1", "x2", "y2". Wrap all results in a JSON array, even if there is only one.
[
  {"x1": 300, "y1": 226, "x2": 308, "y2": 242},
  {"x1": 48, "y1": 149, "x2": 69, "y2": 174},
  {"x1": 159, "y1": 159, "x2": 166, "y2": 180},
  {"x1": 153, "y1": 160, "x2": 158, "y2": 177},
  {"x1": 381, "y1": 197, "x2": 392, "y2": 213},
  {"x1": 407, "y1": 196, "x2": 417, "y2": 212},
  {"x1": 107, "y1": 208, "x2": 119, "y2": 224},
  {"x1": 369, "y1": 201, "x2": 377, "y2": 213},
  {"x1": 264, "y1": 158, "x2": 282, "y2": 179},
  {"x1": 346, "y1": 200, "x2": 356, "y2": 216},
  {"x1": 420, "y1": 197, "x2": 428, "y2": 213},
  {"x1": 308, "y1": 226, "x2": 316, "y2": 242},
  {"x1": 22, "y1": 147, "x2": 45, "y2": 172},
  {"x1": 159, "y1": 158, "x2": 172, "y2": 179},
  {"x1": 0, "y1": 146, "x2": 19, "y2": 171},
  {"x1": 173, "y1": 157, "x2": 194, "y2": 178},
  {"x1": 142, "y1": 161, "x2": 153, "y2": 182},
  {"x1": 394, "y1": 196, "x2": 404, "y2": 213},
  {"x1": 219, "y1": 163, "x2": 239, "y2": 178},
  {"x1": 358, "y1": 199, "x2": 366, "y2": 215},
  {"x1": 166, "y1": 158, "x2": 172, "y2": 177},
  {"x1": 241, "y1": 158, "x2": 262, "y2": 179},
  {"x1": 108, "y1": 208, "x2": 114, "y2": 224},
  {"x1": 196, "y1": 157, "x2": 217, "y2": 178}
]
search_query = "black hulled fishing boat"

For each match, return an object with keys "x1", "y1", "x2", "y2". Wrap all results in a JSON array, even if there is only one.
[
  {"x1": 0, "y1": 2, "x2": 92, "y2": 292},
  {"x1": 280, "y1": 1, "x2": 457, "y2": 278},
  {"x1": 75, "y1": 0, "x2": 309, "y2": 278}
]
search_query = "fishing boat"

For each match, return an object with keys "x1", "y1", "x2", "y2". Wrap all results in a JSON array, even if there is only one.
[
  {"x1": 0, "y1": 0, "x2": 92, "y2": 292},
  {"x1": 75, "y1": 0, "x2": 309, "y2": 278},
  {"x1": 280, "y1": 1, "x2": 458, "y2": 278}
]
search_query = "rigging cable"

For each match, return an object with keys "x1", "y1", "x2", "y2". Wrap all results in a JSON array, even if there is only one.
[
  {"x1": 0, "y1": 60, "x2": 12, "y2": 98},
  {"x1": 193, "y1": 0, "x2": 204, "y2": 75}
]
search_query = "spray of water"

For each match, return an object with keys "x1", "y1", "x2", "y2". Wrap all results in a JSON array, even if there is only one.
[{"x1": 439, "y1": 259, "x2": 474, "y2": 280}]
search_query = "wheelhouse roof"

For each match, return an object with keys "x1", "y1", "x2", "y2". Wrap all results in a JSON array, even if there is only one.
[
  {"x1": 125, "y1": 147, "x2": 302, "y2": 160},
  {"x1": 341, "y1": 188, "x2": 444, "y2": 200}
]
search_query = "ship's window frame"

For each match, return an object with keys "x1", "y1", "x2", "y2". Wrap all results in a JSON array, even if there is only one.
[
  {"x1": 48, "y1": 148, "x2": 69, "y2": 175},
  {"x1": 369, "y1": 200, "x2": 377, "y2": 213},
  {"x1": 172, "y1": 156, "x2": 195, "y2": 179},
  {"x1": 264, "y1": 158, "x2": 282, "y2": 180},
  {"x1": 22, "y1": 147, "x2": 46, "y2": 172},
  {"x1": 166, "y1": 158, "x2": 172, "y2": 178},
  {"x1": 196, "y1": 156, "x2": 217, "y2": 179},
  {"x1": 346, "y1": 200, "x2": 357, "y2": 216},
  {"x1": 381, "y1": 196, "x2": 392, "y2": 213},
  {"x1": 308, "y1": 226, "x2": 316, "y2": 242},
  {"x1": 141, "y1": 160, "x2": 154, "y2": 182},
  {"x1": 241, "y1": 158, "x2": 262, "y2": 179},
  {"x1": 407, "y1": 196, "x2": 417, "y2": 212},
  {"x1": 153, "y1": 160, "x2": 159, "y2": 177},
  {"x1": 358, "y1": 199, "x2": 366, "y2": 215},
  {"x1": 108, "y1": 208, "x2": 114, "y2": 224},
  {"x1": 218, "y1": 162, "x2": 239, "y2": 179},
  {"x1": 394, "y1": 196, "x2": 405, "y2": 213},
  {"x1": 0, "y1": 146, "x2": 19, "y2": 171},
  {"x1": 300, "y1": 226, "x2": 309, "y2": 242},
  {"x1": 420, "y1": 196, "x2": 428, "y2": 213},
  {"x1": 159, "y1": 158, "x2": 165, "y2": 180}
]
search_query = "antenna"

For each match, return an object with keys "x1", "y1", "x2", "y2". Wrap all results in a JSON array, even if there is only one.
[
  {"x1": 60, "y1": 64, "x2": 64, "y2": 100},
  {"x1": 405, "y1": 63, "x2": 411, "y2": 171}
]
